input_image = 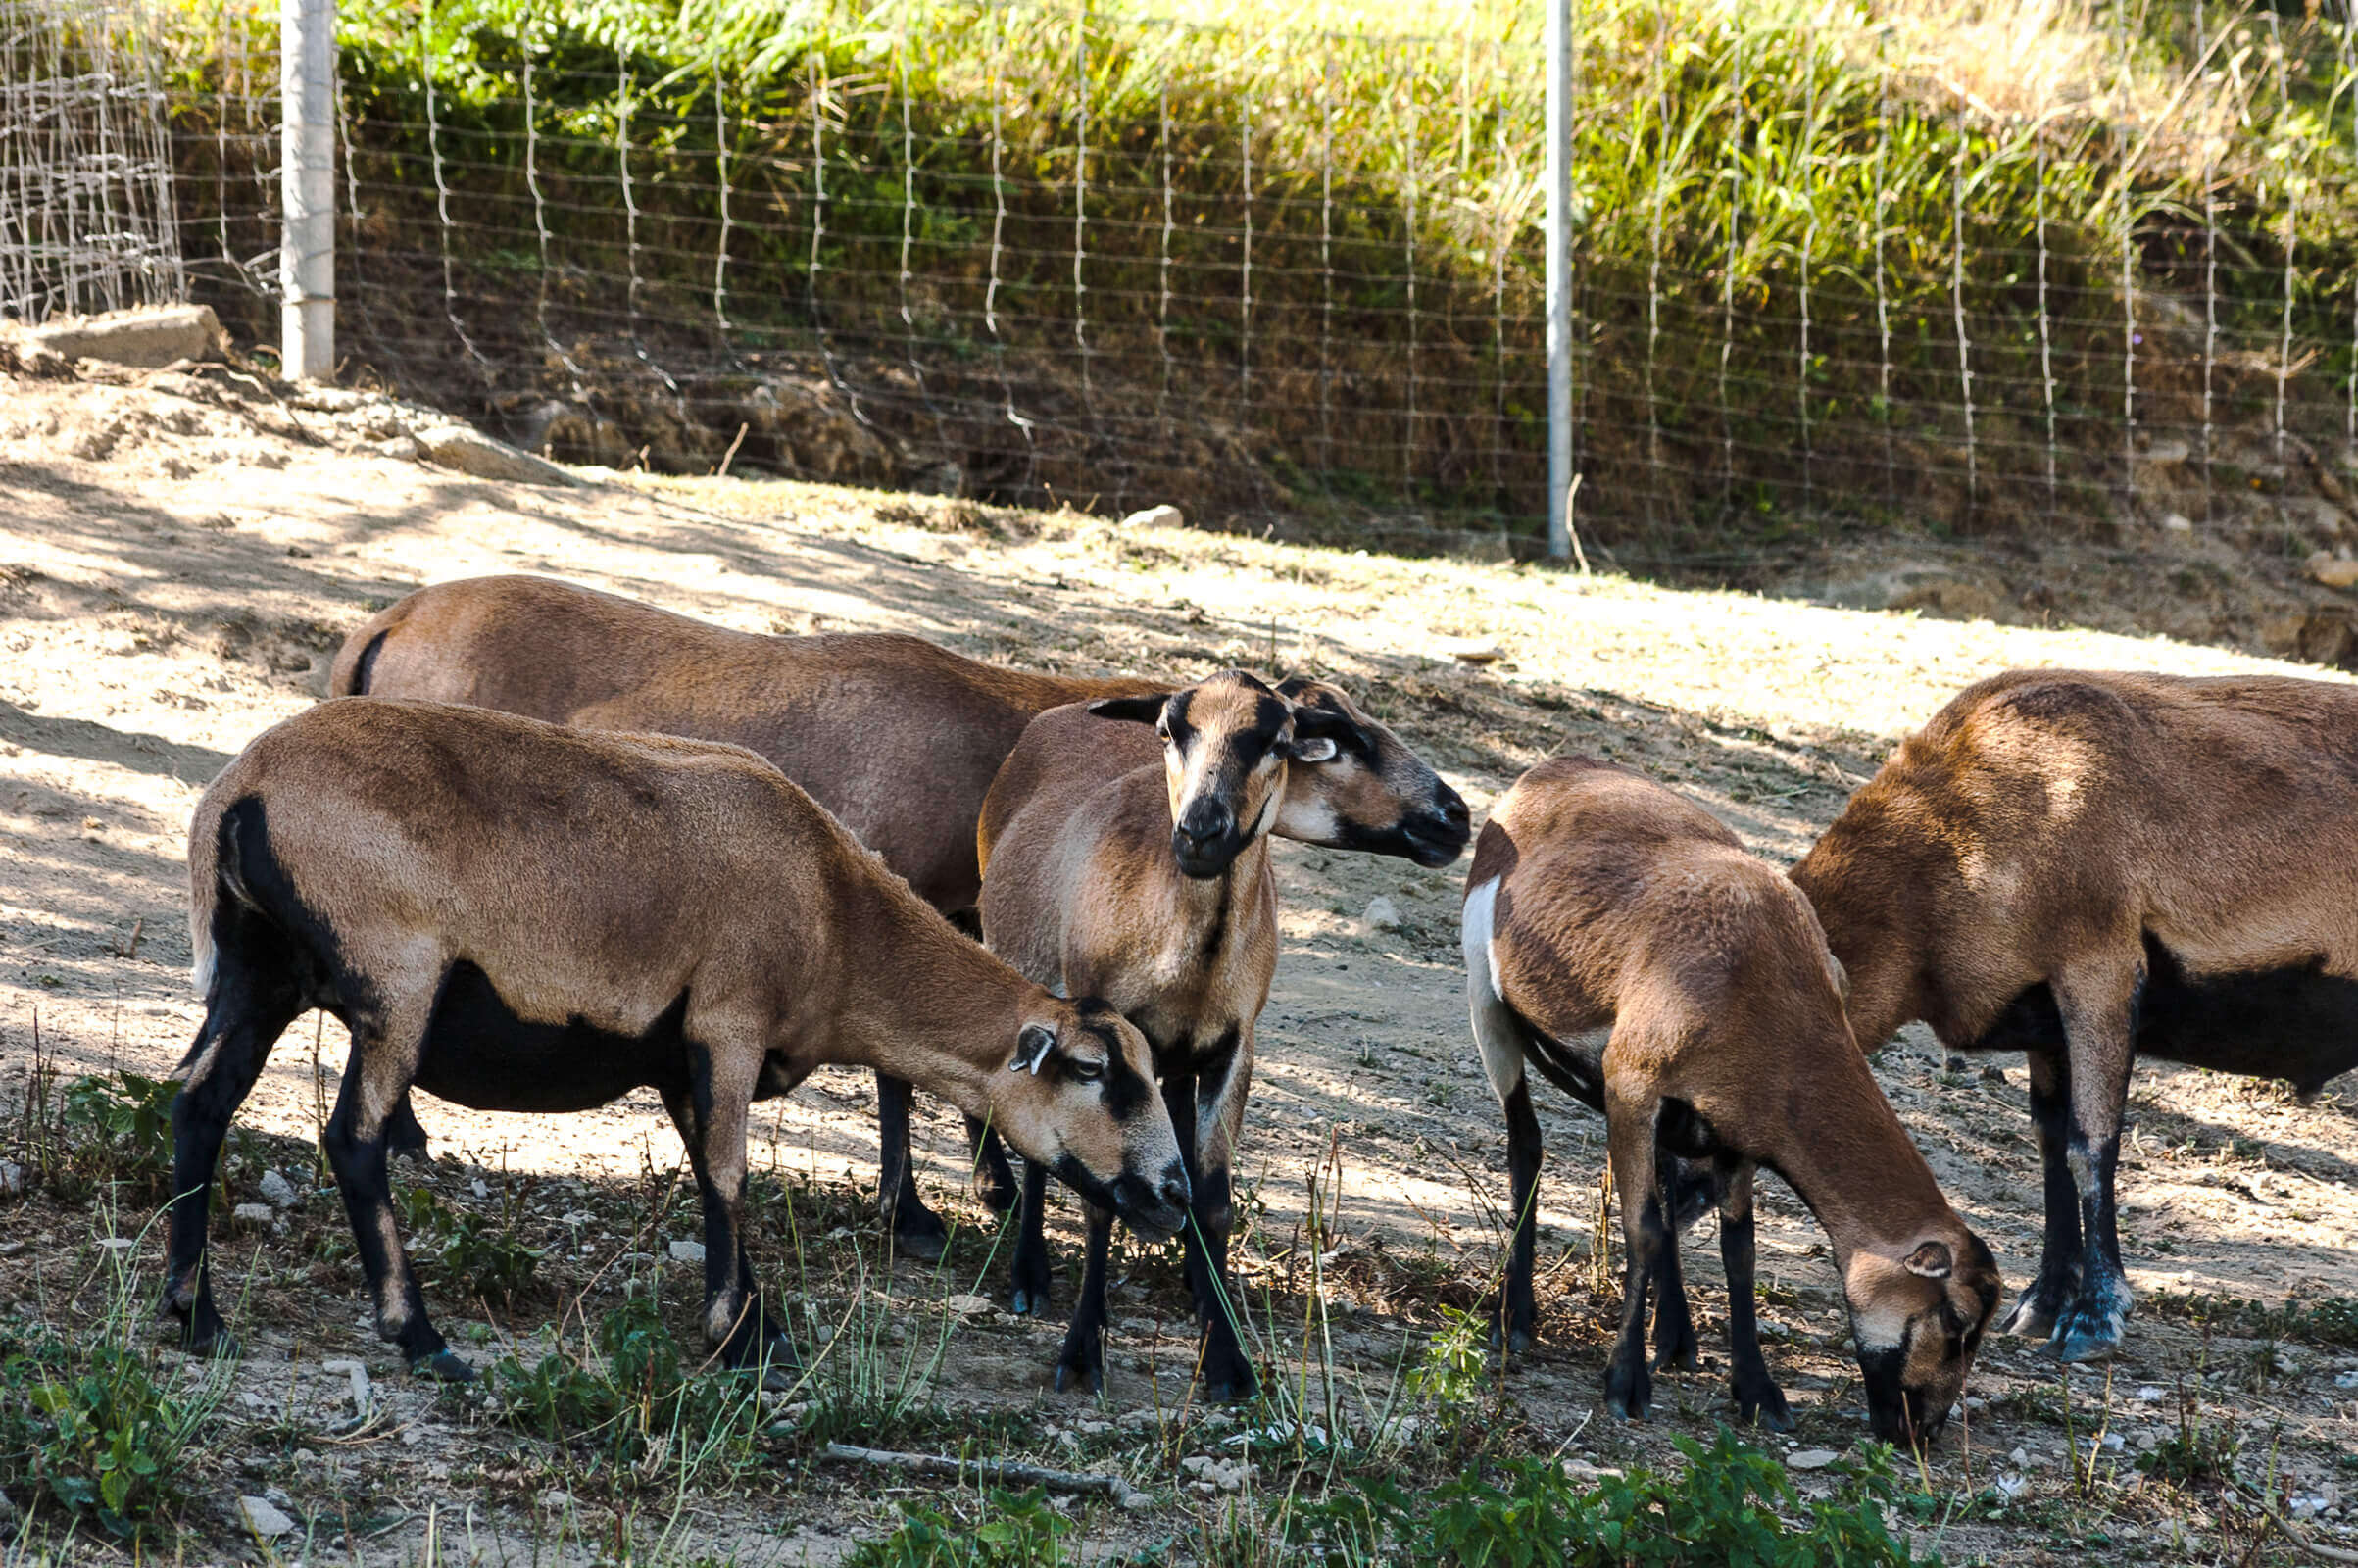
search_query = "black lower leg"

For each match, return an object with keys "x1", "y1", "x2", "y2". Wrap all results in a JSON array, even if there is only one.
[
  {"x1": 384, "y1": 1092, "x2": 430, "y2": 1161},
  {"x1": 1718, "y1": 1169, "x2": 1790, "y2": 1430},
  {"x1": 1186, "y1": 1159, "x2": 1254, "y2": 1401},
  {"x1": 1054, "y1": 1205, "x2": 1115, "y2": 1394},
  {"x1": 1497, "y1": 1079, "x2": 1543, "y2": 1355},
  {"x1": 165, "y1": 1001, "x2": 288, "y2": 1352},
  {"x1": 875, "y1": 1072, "x2": 948, "y2": 1260},
  {"x1": 2006, "y1": 1054, "x2": 2084, "y2": 1340},
  {"x1": 967, "y1": 1116, "x2": 1017, "y2": 1213},
  {"x1": 1604, "y1": 1194, "x2": 1664, "y2": 1420},
  {"x1": 1009, "y1": 1162, "x2": 1055, "y2": 1316},
  {"x1": 2052, "y1": 1132, "x2": 2132, "y2": 1362},
  {"x1": 324, "y1": 1089, "x2": 449, "y2": 1373}
]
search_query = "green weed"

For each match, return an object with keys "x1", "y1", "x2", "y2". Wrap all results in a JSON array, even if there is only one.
[
  {"x1": 0, "y1": 1243, "x2": 235, "y2": 1544},
  {"x1": 1297, "y1": 1429, "x2": 1936, "y2": 1566},
  {"x1": 847, "y1": 1487, "x2": 1077, "y2": 1568},
  {"x1": 487, "y1": 1295, "x2": 766, "y2": 1486}
]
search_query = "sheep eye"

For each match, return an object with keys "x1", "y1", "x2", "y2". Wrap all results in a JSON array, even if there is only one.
[{"x1": 1069, "y1": 1059, "x2": 1105, "y2": 1083}]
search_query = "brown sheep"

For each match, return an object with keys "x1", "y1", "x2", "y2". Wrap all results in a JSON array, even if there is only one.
[
  {"x1": 169, "y1": 699, "x2": 1186, "y2": 1380},
  {"x1": 976, "y1": 672, "x2": 1353, "y2": 1398},
  {"x1": 1791, "y1": 669, "x2": 2358, "y2": 1362},
  {"x1": 1466, "y1": 757, "x2": 2001, "y2": 1444}
]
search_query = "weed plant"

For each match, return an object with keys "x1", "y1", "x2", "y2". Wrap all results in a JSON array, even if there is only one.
[{"x1": 0, "y1": 1236, "x2": 236, "y2": 1544}]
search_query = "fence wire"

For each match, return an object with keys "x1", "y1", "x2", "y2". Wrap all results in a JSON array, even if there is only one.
[
  {"x1": 0, "y1": 0, "x2": 183, "y2": 323},
  {"x1": 123, "y1": 0, "x2": 2358, "y2": 570}
]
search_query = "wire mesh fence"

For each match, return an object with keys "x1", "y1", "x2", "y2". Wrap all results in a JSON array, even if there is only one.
[
  {"x1": 110, "y1": 0, "x2": 2358, "y2": 565},
  {"x1": 0, "y1": 0, "x2": 183, "y2": 323}
]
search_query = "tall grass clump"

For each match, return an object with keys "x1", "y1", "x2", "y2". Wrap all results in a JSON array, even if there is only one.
[{"x1": 156, "y1": 0, "x2": 2358, "y2": 552}]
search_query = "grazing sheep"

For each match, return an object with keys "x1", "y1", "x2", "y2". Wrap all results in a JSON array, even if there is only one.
[
  {"x1": 168, "y1": 699, "x2": 1187, "y2": 1379},
  {"x1": 1466, "y1": 757, "x2": 2001, "y2": 1444},
  {"x1": 1792, "y1": 669, "x2": 2358, "y2": 1361}
]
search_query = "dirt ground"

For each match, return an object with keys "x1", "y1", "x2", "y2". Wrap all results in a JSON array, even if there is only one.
[{"x1": 1, "y1": 362, "x2": 2354, "y2": 1566}]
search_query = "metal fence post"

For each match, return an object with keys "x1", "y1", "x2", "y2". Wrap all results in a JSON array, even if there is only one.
[
  {"x1": 1545, "y1": 0, "x2": 1572, "y2": 561},
  {"x1": 280, "y1": 0, "x2": 334, "y2": 380}
]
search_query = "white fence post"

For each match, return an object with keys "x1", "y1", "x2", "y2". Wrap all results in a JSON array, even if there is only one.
[
  {"x1": 1544, "y1": 0, "x2": 1572, "y2": 561},
  {"x1": 280, "y1": 0, "x2": 334, "y2": 380}
]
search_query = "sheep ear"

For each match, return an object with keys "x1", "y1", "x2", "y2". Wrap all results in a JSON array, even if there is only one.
[
  {"x1": 1289, "y1": 733, "x2": 1339, "y2": 763},
  {"x1": 1903, "y1": 1241, "x2": 1953, "y2": 1280},
  {"x1": 1088, "y1": 695, "x2": 1168, "y2": 725},
  {"x1": 1010, "y1": 1023, "x2": 1057, "y2": 1075}
]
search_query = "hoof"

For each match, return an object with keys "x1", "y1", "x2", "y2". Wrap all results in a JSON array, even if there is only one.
[
  {"x1": 179, "y1": 1324, "x2": 241, "y2": 1360},
  {"x1": 1603, "y1": 1360, "x2": 1651, "y2": 1422},
  {"x1": 1053, "y1": 1355, "x2": 1104, "y2": 1395},
  {"x1": 2044, "y1": 1316, "x2": 2123, "y2": 1365},
  {"x1": 1201, "y1": 1366, "x2": 1258, "y2": 1403},
  {"x1": 410, "y1": 1348, "x2": 476, "y2": 1383},
  {"x1": 1652, "y1": 1337, "x2": 1699, "y2": 1374},
  {"x1": 1009, "y1": 1287, "x2": 1051, "y2": 1318},
  {"x1": 892, "y1": 1225, "x2": 948, "y2": 1264},
  {"x1": 1735, "y1": 1381, "x2": 1794, "y2": 1433},
  {"x1": 386, "y1": 1100, "x2": 432, "y2": 1163}
]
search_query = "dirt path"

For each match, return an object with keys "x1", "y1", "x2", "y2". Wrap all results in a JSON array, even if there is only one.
[{"x1": 2, "y1": 365, "x2": 2353, "y2": 1564}]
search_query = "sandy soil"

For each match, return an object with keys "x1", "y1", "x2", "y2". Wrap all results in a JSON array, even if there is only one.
[{"x1": 1, "y1": 362, "x2": 2353, "y2": 1565}]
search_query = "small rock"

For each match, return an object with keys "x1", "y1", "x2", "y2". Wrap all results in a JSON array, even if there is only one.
[
  {"x1": 2137, "y1": 438, "x2": 2191, "y2": 466},
  {"x1": 1562, "y1": 1459, "x2": 1626, "y2": 1481},
  {"x1": 469, "y1": 1178, "x2": 489, "y2": 1199},
  {"x1": 1980, "y1": 1064, "x2": 2008, "y2": 1084},
  {"x1": 416, "y1": 423, "x2": 583, "y2": 487},
  {"x1": 2308, "y1": 550, "x2": 2358, "y2": 589},
  {"x1": 28, "y1": 304, "x2": 223, "y2": 368},
  {"x1": 322, "y1": 1357, "x2": 371, "y2": 1415},
  {"x1": 0, "y1": 1160, "x2": 24, "y2": 1199},
  {"x1": 1786, "y1": 1448, "x2": 1840, "y2": 1471},
  {"x1": 373, "y1": 434, "x2": 424, "y2": 462},
  {"x1": 2334, "y1": 1369, "x2": 2358, "y2": 1390},
  {"x1": 1362, "y1": 896, "x2": 1401, "y2": 932},
  {"x1": 665, "y1": 1239, "x2": 706, "y2": 1266},
  {"x1": 1943, "y1": 1054, "x2": 1968, "y2": 1073},
  {"x1": 2136, "y1": 1385, "x2": 2165, "y2": 1402},
  {"x1": 98, "y1": 1237, "x2": 136, "y2": 1254},
  {"x1": 231, "y1": 1202, "x2": 275, "y2": 1230},
  {"x1": 943, "y1": 1293, "x2": 994, "y2": 1316},
  {"x1": 259, "y1": 1169, "x2": 301, "y2": 1208},
  {"x1": 1120, "y1": 504, "x2": 1184, "y2": 530},
  {"x1": 540, "y1": 1489, "x2": 572, "y2": 1511},
  {"x1": 2160, "y1": 513, "x2": 2195, "y2": 533},
  {"x1": 1119, "y1": 1485, "x2": 1154, "y2": 1510},
  {"x1": 237, "y1": 1494, "x2": 295, "y2": 1540},
  {"x1": 1435, "y1": 637, "x2": 1504, "y2": 665}
]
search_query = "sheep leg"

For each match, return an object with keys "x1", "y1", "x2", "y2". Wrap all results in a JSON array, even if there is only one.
[
  {"x1": 966, "y1": 1116, "x2": 1018, "y2": 1213},
  {"x1": 1496, "y1": 1076, "x2": 1545, "y2": 1355},
  {"x1": 873, "y1": 1072, "x2": 949, "y2": 1262},
  {"x1": 1717, "y1": 1163, "x2": 1793, "y2": 1431},
  {"x1": 1601, "y1": 1088, "x2": 1664, "y2": 1421},
  {"x1": 2047, "y1": 966, "x2": 2141, "y2": 1362},
  {"x1": 1469, "y1": 959, "x2": 1543, "y2": 1354},
  {"x1": 1052, "y1": 1202, "x2": 1115, "y2": 1394},
  {"x1": 165, "y1": 973, "x2": 300, "y2": 1355},
  {"x1": 1009, "y1": 1160, "x2": 1056, "y2": 1316},
  {"x1": 1648, "y1": 1144, "x2": 1700, "y2": 1373},
  {"x1": 2000, "y1": 1050, "x2": 2085, "y2": 1343},
  {"x1": 663, "y1": 1055, "x2": 793, "y2": 1378},
  {"x1": 384, "y1": 1091, "x2": 430, "y2": 1162},
  {"x1": 323, "y1": 1007, "x2": 464, "y2": 1380},
  {"x1": 1187, "y1": 1047, "x2": 1258, "y2": 1402}
]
